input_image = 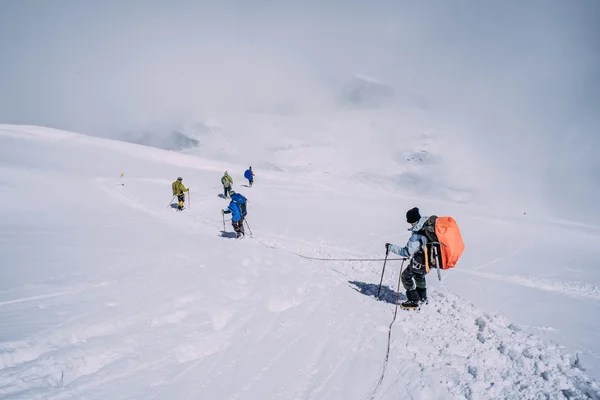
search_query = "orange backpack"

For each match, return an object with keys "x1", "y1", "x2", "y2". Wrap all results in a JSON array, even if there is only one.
[{"x1": 419, "y1": 215, "x2": 465, "y2": 270}]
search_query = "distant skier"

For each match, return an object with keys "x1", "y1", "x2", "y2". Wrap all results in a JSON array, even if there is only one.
[
  {"x1": 221, "y1": 171, "x2": 233, "y2": 199},
  {"x1": 385, "y1": 207, "x2": 430, "y2": 310},
  {"x1": 171, "y1": 177, "x2": 189, "y2": 211},
  {"x1": 222, "y1": 195, "x2": 245, "y2": 238},
  {"x1": 244, "y1": 167, "x2": 255, "y2": 187}
]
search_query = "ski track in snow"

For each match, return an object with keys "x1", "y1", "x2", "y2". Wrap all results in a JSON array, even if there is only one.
[
  {"x1": 473, "y1": 238, "x2": 533, "y2": 271},
  {"x1": 463, "y1": 270, "x2": 600, "y2": 301},
  {"x1": 0, "y1": 292, "x2": 68, "y2": 307}
]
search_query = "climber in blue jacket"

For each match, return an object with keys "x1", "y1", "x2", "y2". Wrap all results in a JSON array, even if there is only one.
[{"x1": 244, "y1": 167, "x2": 255, "y2": 187}]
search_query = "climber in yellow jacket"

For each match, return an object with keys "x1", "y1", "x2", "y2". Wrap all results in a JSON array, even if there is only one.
[
  {"x1": 172, "y1": 177, "x2": 189, "y2": 210},
  {"x1": 221, "y1": 171, "x2": 233, "y2": 199}
]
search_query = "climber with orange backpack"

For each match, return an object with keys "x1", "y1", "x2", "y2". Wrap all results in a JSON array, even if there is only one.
[{"x1": 385, "y1": 207, "x2": 464, "y2": 310}]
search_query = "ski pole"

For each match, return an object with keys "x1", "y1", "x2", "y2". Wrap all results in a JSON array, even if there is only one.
[
  {"x1": 187, "y1": 190, "x2": 191, "y2": 209},
  {"x1": 377, "y1": 248, "x2": 390, "y2": 298},
  {"x1": 222, "y1": 212, "x2": 226, "y2": 231},
  {"x1": 167, "y1": 196, "x2": 176, "y2": 208},
  {"x1": 244, "y1": 219, "x2": 253, "y2": 236}
]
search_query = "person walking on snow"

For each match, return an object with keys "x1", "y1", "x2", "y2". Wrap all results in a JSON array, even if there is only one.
[
  {"x1": 244, "y1": 167, "x2": 255, "y2": 187},
  {"x1": 229, "y1": 190, "x2": 248, "y2": 219},
  {"x1": 385, "y1": 207, "x2": 429, "y2": 310},
  {"x1": 221, "y1": 171, "x2": 233, "y2": 199},
  {"x1": 172, "y1": 177, "x2": 189, "y2": 211},
  {"x1": 222, "y1": 196, "x2": 245, "y2": 238}
]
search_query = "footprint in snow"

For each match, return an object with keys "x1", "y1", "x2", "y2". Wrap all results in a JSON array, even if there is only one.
[
  {"x1": 266, "y1": 297, "x2": 302, "y2": 312},
  {"x1": 211, "y1": 309, "x2": 236, "y2": 331},
  {"x1": 151, "y1": 310, "x2": 188, "y2": 327},
  {"x1": 172, "y1": 295, "x2": 196, "y2": 307},
  {"x1": 174, "y1": 334, "x2": 230, "y2": 363}
]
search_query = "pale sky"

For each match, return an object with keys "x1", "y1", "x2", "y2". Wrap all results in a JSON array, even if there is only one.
[{"x1": 1, "y1": 0, "x2": 598, "y2": 220}]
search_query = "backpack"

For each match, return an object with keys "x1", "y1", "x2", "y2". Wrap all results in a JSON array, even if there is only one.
[
  {"x1": 231, "y1": 193, "x2": 247, "y2": 216},
  {"x1": 417, "y1": 215, "x2": 465, "y2": 270}
]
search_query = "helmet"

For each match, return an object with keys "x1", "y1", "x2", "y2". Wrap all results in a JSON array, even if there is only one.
[{"x1": 177, "y1": 177, "x2": 182, "y2": 181}]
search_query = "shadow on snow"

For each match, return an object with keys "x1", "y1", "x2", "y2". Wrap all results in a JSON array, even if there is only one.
[
  {"x1": 348, "y1": 281, "x2": 407, "y2": 305},
  {"x1": 220, "y1": 231, "x2": 239, "y2": 239}
]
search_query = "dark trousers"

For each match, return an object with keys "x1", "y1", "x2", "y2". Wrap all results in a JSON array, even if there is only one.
[
  {"x1": 224, "y1": 186, "x2": 231, "y2": 198},
  {"x1": 177, "y1": 194, "x2": 185, "y2": 209},
  {"x1": 248, "y1": 179, "x2": 253, "y2": 187},
  {"x1": 401, "y1": 261, "x2": 427, "y2": 292},
  {"x1": 232, "y1": 219, "x2": 245, "y2": 236}
]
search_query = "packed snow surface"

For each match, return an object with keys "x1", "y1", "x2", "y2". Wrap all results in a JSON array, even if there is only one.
[{"x1": 1, "y1": 125, "x2": 599, "y2": 399}]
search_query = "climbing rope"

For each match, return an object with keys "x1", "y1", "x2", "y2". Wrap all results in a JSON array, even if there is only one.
[
  {"x1": 368, "y1": 259, "x2": 406, "y2": 400},
  {"x1": 249, "y1": 235, "x2": 406, "y2": 263},
  {"x1": 297, "y1": 255, "x2": 407, "y2": 262}
]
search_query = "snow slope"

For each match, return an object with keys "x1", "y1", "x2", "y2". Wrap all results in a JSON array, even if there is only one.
[{"x1": 1, "y1": 125, "x2": 599, "y2": 399}]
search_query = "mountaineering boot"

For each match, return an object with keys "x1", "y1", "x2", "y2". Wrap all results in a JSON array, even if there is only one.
[
  {"x1": 401, "y1": 290, "x2": 420, "y2": 310},
  {"x1": 416, "y1": 288, "x2": 428, "y2": 304}
]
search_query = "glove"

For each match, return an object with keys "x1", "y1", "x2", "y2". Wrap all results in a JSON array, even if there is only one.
[{"x1": 385, "y1": 243, "x2": 391, "y2": 251}]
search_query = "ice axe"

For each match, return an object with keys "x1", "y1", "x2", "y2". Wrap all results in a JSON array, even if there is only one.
[{"x1": 432, "y1": 243, "x2": 443, "y2": 282}]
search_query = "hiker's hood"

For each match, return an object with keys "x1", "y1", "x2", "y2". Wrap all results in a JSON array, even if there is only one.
[{"x1": 408, "y1": 216, "x2": 429, "y2": 232}]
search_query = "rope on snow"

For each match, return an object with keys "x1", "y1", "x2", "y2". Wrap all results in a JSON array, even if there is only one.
[{"x1": 367, "y1": 259, "x2": 406, "y2": 400}]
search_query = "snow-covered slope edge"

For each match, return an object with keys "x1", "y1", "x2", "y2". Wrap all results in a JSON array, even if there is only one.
[{"x1": 0, "y1": 125, "x2": 599, "y2": 399}]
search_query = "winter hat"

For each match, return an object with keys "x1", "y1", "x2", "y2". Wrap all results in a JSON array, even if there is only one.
[{"x1": 406, "y1": 207, "x2": 421, "y2": 224}]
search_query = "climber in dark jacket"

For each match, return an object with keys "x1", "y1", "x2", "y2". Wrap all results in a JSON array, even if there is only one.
[{"x1": 385, "y1": 207, "x2": 429, "y2": 310}]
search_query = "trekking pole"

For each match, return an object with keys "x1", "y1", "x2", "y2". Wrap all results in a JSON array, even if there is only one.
[
  {"x1": 377, "y1": 248, "x2": 390, "y2": 298},
  {"x1": 167, "y1": 196, "x2": 176, "y2": 208},
  {"x1": 244, "y1": 219, "x2": 253, "y2": 236}
]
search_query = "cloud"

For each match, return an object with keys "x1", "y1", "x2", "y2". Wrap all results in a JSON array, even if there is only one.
[{"x1": 0, "y1": 0, "x2": 598, "y2": 221}]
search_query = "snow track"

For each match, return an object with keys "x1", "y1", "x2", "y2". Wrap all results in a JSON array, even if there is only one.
[{"x1": 463, "y1": 270, "x2": 600, "y2": 301}]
